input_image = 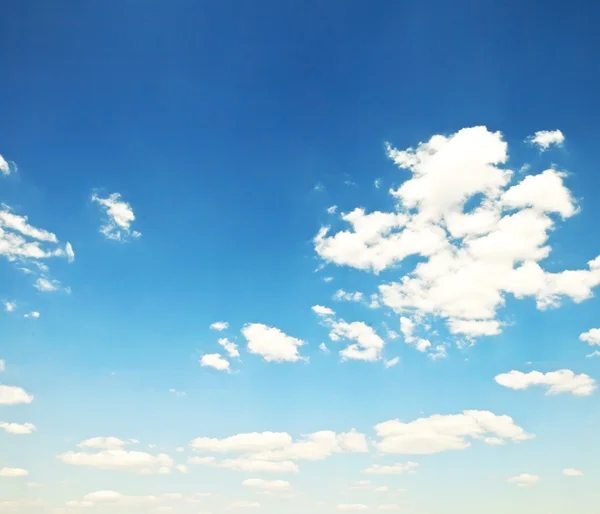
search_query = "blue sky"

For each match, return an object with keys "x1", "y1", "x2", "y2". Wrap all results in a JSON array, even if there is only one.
[{"x1": 1, "y1": 1, "x2": 599, "y2": 513}]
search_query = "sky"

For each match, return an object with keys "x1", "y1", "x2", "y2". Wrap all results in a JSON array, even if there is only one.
[{"x1": 1, "y1": 1, "x2": 600, "y2": 513}]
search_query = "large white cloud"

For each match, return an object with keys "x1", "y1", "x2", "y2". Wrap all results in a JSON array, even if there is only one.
[
  {"x1": 92, "y1": 192, "x2": 141, "y2": 241},
  {"x1": 314, "y1": 127, "x2": 600, "y2": 341},
  {"x1": 374, "y1": 410, "x2": 533, "y2": 454},
  {"x1": 57, "y1": 449, "x2": 173, "y2": 474},
  {"x1": 241, "y1": 323, "x2": 307, "y2": 363},
  {"x1": 0, "y1": 385, "x2": 34, "y2": 405},
  {"x1": 579, "y1": 328, "x2": 600, "y2": 346},
  {"x1": 494, "y1": 369, "x2": 596, "y2": 396},
  {"x1": 200, "y1": 353, "x2": 230, "y2": 372}
]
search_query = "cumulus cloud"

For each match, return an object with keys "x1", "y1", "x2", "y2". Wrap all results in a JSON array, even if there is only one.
[
  {"x1": 329, "y1": 320, "x2": 386, "y2": 362},
  {"x1": 210, "y1": 321, "x2": 229, "y2": 331},
  {"x1": 66, "y1": 490, "x2": 165, "y2": 507},
  {"x1": 333, "y1": 289, "x2": 364, "y2": 302},
  {"x1": 242, "y1": 323, "x2": 307, "y2": 363},
  {"x1": 242, "y1": 479, "x2": 291, "y2": 491},
  {"x1": 0, "y1": 385, "x2": 34, "y2": 405},
  {"x1": 24, "y1": 311, "x2": 40, "y2": 319},
  {"x1": 506, "y1": 474, "x2": 539, "y2": 487},
  {"x1": 218, "y1": 338, "x2": 240, "y2": 358},
  {"x1": 57, "y1": 449, "x2": 174, "y2": 474},
  {"x1": 579, "y1": 328, "x2": 600, "y2": 346},
  {"x1": 92, "y1": 192, "x2": 141, "y2": 241},
  {"x1": 200, "y1": 354, "x2": 230, "y2": 372},
  {"x1": 363, "y1": 462, "x2": 418, "y2": 475},
  {"x1": 313, "y1": 127, "x2": 599, "y2": 342},
  {"x1": 0, "y1": 154, "x2": 11, "y2": 175},
  {"x1": 0, "y1": 467, "x2": 28, "y2": 477},
  {"x1": 494, "y1": 369, "x2": 596, "y2": 396},
  {"x1": 374, "y1": 410, "x2": 533, "y2": 454},
  {"x1": 527, "y1": 130, "x2": 565, "y2": 151},
  {"x1": 0, "y1": 422, "x2": 36, "y2": 435},
  {"x1": 34, "y1": 277, "x2": 59, "y2": 292},
  {"x1": 312, "y1": 305, "x2": 335, "y2": 317},
  {"x1": 563, "y1": 468, "x2": 583, "y2": 477},
  {"x1": 3, "y1": 301, "x2": 16, "y2": 312},
  {"x1": 77, "y1": 437, "x2": 135, "y2": 450}
]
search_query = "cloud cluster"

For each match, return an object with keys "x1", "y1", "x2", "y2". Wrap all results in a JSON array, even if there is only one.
[
  {"x1": 495, "y1": 369, "x2": 596, "y2": 396},
  {"x1": 314, "y1": 127, "x2": 600, "y2": 342},
  {"x1": 92, "y1": 192, "x2": 141, "y2": 241}
]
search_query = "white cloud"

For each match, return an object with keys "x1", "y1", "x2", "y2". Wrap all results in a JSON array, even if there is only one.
[
  {"x1": 337, "y1": 505, "x2": 368, "y2": 511},
  {"x1": 67, "y1": 490, "x2": 161, "y2": 507},
  {"x1": 210, "y1": 321, "x2": 229, "y2": 331},
  {"x1": 92, "y1": 192, "x2": 141, "y2": 241},
  {"x1": 218, "y1": 338, "x2": 240, "y2": 358},
  {"x1": 190, "y1": 432, "x2": 293, "y2": 454},
  {"x1": 0, "y1": 385, "x2": 34, "y2": 405},
  {"x1": 0, "y1": 422, "x2": 36, "y2": 435},
  {"x1": 0, "y1": 155, "x2": 10, "y2": 175},
  {"x1": 312, "y1": 305, "x2": 335, "y2": 317},
  {"x1": 176, "y1": 464, "x2": 188, "y2": 473},
  {"x1": 0, "y1": 360, "x2": 4, "y2": 372},
  {"x1": 428, "y1": 345, "x2": 448, "y2": 360},
  {"x1": 242, "y1": 479, "x2": 291, "y2": 491},
  {"x1": 527, "y1": 130, "x2": 565, "y2": 151},
  {"x1": 319, "y1": 343, "x2": 330, "y2": 353},
  {"x1": 169, "y1": 388, "x2": 186, "y2": 397},
  {"x1": 57, "y1": 449, "x2": 174, "y2": 474},
  {"x1": 313, "y1": 127, "x2": 600, "y2": 342},
  {"x1": 327, "y1": 205, "x2": 338, "y2": 214},
  {"x1": 0, "y1": 209, "x2": 58, "y2": 242},
  {"x1": 65, "y1": 242, "x2": 75, "y2": 263},
  {"x1": 0, "y1": 467, "x2": 28, "y2": 477},
  {"x1": 231, "y1": 501, "x2": 260, "y2": 509},
  {"x1": 363, "y1": 462, "x2": 419, "y2": 475},
  {"x1": 384, "y1": 357, "x2": 400, "y2": 368},
  {"x1": 333, "y1": 289, "x2": 364, "y2": 302},
  {"x1": 374, "y1": 410, "x2": 533, "y2": 455},
  {"x1": 579, "y1": 328, "x2": 600, "y2": 346},
  {"x1": 563, "y1": 468, "x2": 583, "y2": 477},
  {"x1": 200, "y1": 354, "x2": 230, "y2": 372},
  {"x1": 24, "y1": 311, "x2": 40, "y2": 319},
  {"x1": 77, "y1": 437, "x2": 134, "y2": 450},
  {"x1": 494, "y1": 369, "x2": 596, "y2": 396},
  {"x1": 506, "y1": 474, "x2": 539, "y2": 487},
  {"x1": 3, "y1": 301, "x2": 16, "y2": 312},
  {"x1": 34, "y1": 277, "x2": 59, "y2": 292},
  {"x1": 242, "y1": 323, "x2": 307, "y2": 363},
  {"x1": 329, "y1": 320, "x2": 385, "y2": 362}
]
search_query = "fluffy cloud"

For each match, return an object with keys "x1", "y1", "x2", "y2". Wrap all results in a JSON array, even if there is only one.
[
  {"x1": 218, "y1": 338, "x2": 240, "y2": 358},
  {"x1": 579, "y1": 328, "x2": 600, "y2": 346},
  {"x1": 494, "y1": 369, "x2": 596, "y2": 396},
  {"x1": 57, "y1": 449, "x2": 174, "y2": 474},
  {"x1": 190, "y1": 432, "x2": 293, "y2": 454},
  {"x1": 312, "y1": 305, "x2": 335, "y2": 317},
  {"x1": 506, "y1": 474, "x2": 539, "y2": 487},
  {"x1": 384, "y1": 357, "x2": 400, "y2": 368},
  {"x1": 313, "y1": 127, "x2": 600, "y2": 342},
  {"x1": 0, "y1": 154, "x2": 10, "y2": 175},
  {"x1": 92, "y1": 192, "x2": 141, "y2": 241},
  {"x1": 0, "y1": 467, "x2": 28, "y2": 477},
  {"x1": 242, "y1": 479, "x2": 291, "y2": 491},
  {"x1": 563, "y1": 468, "x2": 583, "y2": 477},
  {"x1": 374, "y1": 410, "x2": 533, "y2": 454},
  {"x1": 0, "y1": 385, "x2": 34, "y2": 405},
  {"x1": 0, "y1": 422, "x2": 36, "y2": 435},
  {"x1": 242, "y1": 323, "x2": 307, "y2": 363},
  {"x1": 200, "y1": 353, "x2": 230, "y2": 372},
  {"x1": 210, "y1": 321, "x2": 229, "y2": 331},
  {"x1": 333, "y1": 289, "x2": 364, "y2": 302},
  {"x1": 77, "y1": 437, "x2": 135, "y2": 450},
  {"x1": 527, "y1": 130, "x2": 565, "y2": 151},
  {"x1": 0, "y1": 209, "x2": 58, "y2": 243},
  {"x1": 329, "y1": 320, "x2": 386, "y2": 362},
  {"x1": 2, "y1": 301, "x2": 15, "y2": 312},
  {"x1": 24, "y1": 311, "x2": 40, "y2": 319},
  {"x1": 363, "y1": 462, "x2": 418, "y2": 475},
  {"x1": 65, "y1": 242, "x2": 75, "y2": 263},
  {"x1": 66, "y1": 490, "x2": 171, "y2": 507},
  {"x1": 34, "y1": 277, "x2": 59, "y2": 292}
]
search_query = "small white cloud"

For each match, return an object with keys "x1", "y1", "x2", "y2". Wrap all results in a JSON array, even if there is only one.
[
  {"x1": 579, "y1": 328, "x2": 600, "y2": 346},
  {"x1": 333, "y1": 289, "x2": 364, "y2": 302},
  {"x1": 384, "y1": 357, "x2": 400, "y2": 368},
  {"x1": 329, "y1": 320, "x2": 385, "y2": 362},
  {"x1": 24, "y1": 311, "x2": 40, "y2": 319},
  {"x1": 92, "y1": 192, "x2": 141, "y2": 241},
  {"x1": 210, "y1": 321, "x2": 229, "y2": 331},
  {"x1": 200, "y1": 354, "x2": 230, "y2": 372},
  {"x1": 231, "y1": 501, "x2": 260, "y2": 509},
  {"x1": 242, "y1": 323, "x2": 307, "y2": 363},
  {"x1": 0, "y1": 154, "x2": 11, "y2": 175},
  {"x1": 563, "y1": 468, "x2": 583, "y2": 477},
  {"x1": 363, "y1": 462, "x2": 418, "y2": 475},
  {"x1": 495, "y1": 369, "x2": 596, "y2": 396},
  {"x1": 176, "y1": 464, "x2": 188, "y2": 473},
  {"x1": 169, "y1": 388, "x2": 186, "y2": 397},
  {"x1": 586, "y1": 350, "x2": 600, "y2": 359},
  {"x1": 0, "y1": 360, "x2": 4, "y2": 372},
  {"x1": 218, "y1": 337, "x2": 240, "y2": 358},
  {"x1": 0, "y1": 467, "x2": 28, "y2": 477},
  {"x1": 428, "y1": 345, "x2": 448, "y2": 360},
  {"x1": 0, "y1": 422, "x2": 36, "y2": 435},
  {"x1": 3, "y1": 301, "x2": 16, "y2": 312},
  {"x1": 506, "y1": 474, "x2": 539, "y2": 487},
  {"x1": 327, "y1": 205, "x2": 338, "y2": 214},
  {"x1": 242, "y1": 479, "x2": 291, "y2": 491},
  {"x1": 312, "y1": 305, "x2": 335, "y2": 317},
  {"x1": 34, "y1": 277, "x2": 58, "y2": 292},
  {"x1": 65, "y1": 242, "x2": 75, "y2": 263},
  {"x1": 0, "y1": 385, "x2": 34, "y2": 405},
  {"x1": 57, "y1": 449, "x2": 173, "y2": 474},
  {"x1": 77, "y1": 437, "x2": 133, "y2": 450},
  {"x1": 323, "y1": 276, "x2": 334, "y2": 282},
  {"x1": 527, "y1": 130, "x2": 565, "y2": 151},
  {"x1": 319, "y1": 343, "x2": 330, "y2": 353},
  {"x1": 374, "y1": 178, "x2": 381, "y2": 188}
]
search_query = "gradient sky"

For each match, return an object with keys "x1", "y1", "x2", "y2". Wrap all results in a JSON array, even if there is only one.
[{"x1": 1, "y1": 1, "x2": 599, "y2": 513}]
